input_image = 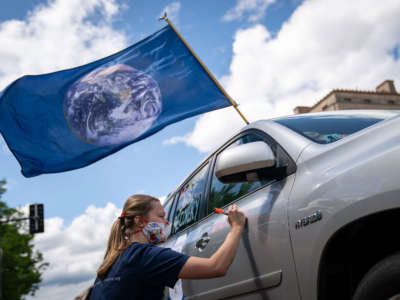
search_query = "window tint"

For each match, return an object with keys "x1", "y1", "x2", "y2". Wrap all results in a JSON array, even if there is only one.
[
  {"x1": 208, "y1": 134, "x2": 274, "y2": 214},
  {"x1": 172, "y1": 163, "x2": 209, "y2": 233},
  {"x1": 274, "y1": 114, "x2": 386, "y2": 144}
]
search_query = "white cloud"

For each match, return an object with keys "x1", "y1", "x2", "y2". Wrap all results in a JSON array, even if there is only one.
[
  {"x1": 30, "y1": 279, "x2": 94, "y2": 300},
  {"x1": 160, "y1": 2, "x2": 181, "y2": 23},
  {"x1": 222, "y1": 0, "x2": 275, "y2": 22},
  {"x1": 28, "y1": 202, "x2": 121, "y2": 300},
  {"x1": 171, "y1": 0, "x2": 400, "y2": 152},
  {"x1": 163, "y1": 134, "x2": 189, "y2": 146},
  {"x1": 0, "y1": 0, "x2": 127, "y2": 90}
]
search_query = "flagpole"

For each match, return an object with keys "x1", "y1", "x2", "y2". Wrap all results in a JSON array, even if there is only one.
[{"x1": 159, "y1": 13, "x2": 249, "y2": 125}]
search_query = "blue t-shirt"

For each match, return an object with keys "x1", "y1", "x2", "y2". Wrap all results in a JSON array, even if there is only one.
[{"x1": 90, "y1": 242, "x2": 190, "y2": 300}]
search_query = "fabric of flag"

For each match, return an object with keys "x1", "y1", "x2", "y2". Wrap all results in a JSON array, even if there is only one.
[{"x1": 0, "y1": 25, "x2": 231, "y2": 177}]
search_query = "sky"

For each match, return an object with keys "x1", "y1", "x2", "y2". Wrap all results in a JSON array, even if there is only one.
[{"x1": 1, "y1": 0, "x2": 400, "y2": 298}]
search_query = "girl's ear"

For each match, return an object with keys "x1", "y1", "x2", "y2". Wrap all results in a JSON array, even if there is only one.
[{"x1": 134, "y1": 216, "x2": 145, "y2": 228}]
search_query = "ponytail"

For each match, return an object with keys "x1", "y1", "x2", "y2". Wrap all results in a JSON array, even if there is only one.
[
  {"x1": 97, "y1": 219, "x2": 127, "y2": 280},
  {"x1": 97, "y1": 194, "x2": 159, "y2": 280}
]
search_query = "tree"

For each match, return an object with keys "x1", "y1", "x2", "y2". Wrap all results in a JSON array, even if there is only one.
[{"x1": 0, "y1": 179, "x2": 48, "y2": 300}]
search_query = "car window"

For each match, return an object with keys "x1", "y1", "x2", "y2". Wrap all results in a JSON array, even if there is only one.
[
  {"x1": 274, "y1": 114, "x2": 387, "y2": 144},
  {"x1": 208, "y1": 134, "x2": 274, "y2": 214},
  {"x1": 172, "y1": 163, "x2": 209, "y2": 233},
  {"x1": 163, "y1": 194, "x2": 174, "y2": 223}
]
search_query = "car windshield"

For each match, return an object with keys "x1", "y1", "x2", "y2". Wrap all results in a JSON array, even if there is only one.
[{"x1": 274, "y1": 113, "x2": 394, "y2": 144}]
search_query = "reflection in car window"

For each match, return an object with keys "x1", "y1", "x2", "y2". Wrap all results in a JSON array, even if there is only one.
[
  {"x1": 173, "y1": 163, "x2": 209, "y2": 233},
  {"x1": 274, "y1": 114, "x2": 387, "y2": 144},
  {"x1": 208, "y1": 134, "x2": 274, "y2": 214}
]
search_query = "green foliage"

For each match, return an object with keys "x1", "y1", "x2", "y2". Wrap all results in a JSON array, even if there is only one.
[{"x1": 0, "y1": 180, "x2": 48, "y2": 300}]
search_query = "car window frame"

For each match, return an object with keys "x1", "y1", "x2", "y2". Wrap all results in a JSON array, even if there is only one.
[{"x1": 163, "y1": 193, "x2": 177, "y2": 224}]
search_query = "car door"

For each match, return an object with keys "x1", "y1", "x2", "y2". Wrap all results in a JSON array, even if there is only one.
[
  {"x1": 182, "y1": 130, "x2": 301, "y2": 300},
  {"x1": 161, "y1": 161, "x2": 212, "y2": 300}
]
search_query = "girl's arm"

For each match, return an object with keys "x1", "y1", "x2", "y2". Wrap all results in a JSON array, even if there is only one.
[{"x1": 178, "y1": 205, "x2": 246, "y2": 279}]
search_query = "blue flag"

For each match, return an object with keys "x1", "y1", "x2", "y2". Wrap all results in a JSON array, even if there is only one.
[{"x1": 0, "y1": 25, "x2": 231, "y2": 177}]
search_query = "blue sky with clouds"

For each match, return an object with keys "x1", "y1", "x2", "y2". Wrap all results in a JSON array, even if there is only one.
[
  {"x1": 0, "y1": 0, "x2": 300, "y2": 221},
  {"x1": 1, "y1": 0, "x2": 400, "y2": 298}
]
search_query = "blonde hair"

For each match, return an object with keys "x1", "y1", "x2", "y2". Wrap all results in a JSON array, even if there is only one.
[{"x1": 97, "y1": 194, "x2": 160, "y2": 280}]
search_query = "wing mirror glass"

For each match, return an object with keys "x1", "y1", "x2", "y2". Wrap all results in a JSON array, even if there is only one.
[{"x1": 215, "y1": 141, "x2": 277, "y2": 183}]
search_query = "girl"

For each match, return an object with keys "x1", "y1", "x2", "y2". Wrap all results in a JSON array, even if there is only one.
[{"x1": 89, "y1": 194, "x2": 246, "y2": 300}]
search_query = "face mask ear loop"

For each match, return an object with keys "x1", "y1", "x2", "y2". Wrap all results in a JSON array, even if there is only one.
[{"x1": 133, "y1": 229, "x2": 142, "y2": 234}]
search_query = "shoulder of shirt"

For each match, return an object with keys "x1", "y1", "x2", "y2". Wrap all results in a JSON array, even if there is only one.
[
  {"x1": 124, "y1": 243, "x2": 170, "y2": 261},
  {"x1": 126, "y1": 242, "x2": 177, "y2": 254}
]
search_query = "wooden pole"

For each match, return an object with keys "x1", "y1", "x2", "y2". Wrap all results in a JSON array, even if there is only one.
[{"x1": 159, "y1": 13, "x2": 249, "y2": 125}]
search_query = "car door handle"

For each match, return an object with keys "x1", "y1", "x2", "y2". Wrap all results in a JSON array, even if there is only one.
[{"x1": 195, "y1": 232, "x2": 210, "y2": 252}]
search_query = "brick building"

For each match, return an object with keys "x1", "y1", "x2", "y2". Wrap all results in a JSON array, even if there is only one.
[{"x1": 293, "y1": 80, "x2": 400, "y2": 114}]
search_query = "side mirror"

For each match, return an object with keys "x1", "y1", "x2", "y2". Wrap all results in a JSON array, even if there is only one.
[{"x1": 215, "y1": 141, "x2": 278, "y2": 183}]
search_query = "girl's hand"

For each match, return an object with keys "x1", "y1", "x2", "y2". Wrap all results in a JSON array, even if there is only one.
[{"x1": 227, "y1": 204, "x2": 246, "y2": 229}]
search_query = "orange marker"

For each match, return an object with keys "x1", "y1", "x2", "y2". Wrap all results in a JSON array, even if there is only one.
[{"x1": 214, "y1": 208, "x2": 228, "y2": 215}]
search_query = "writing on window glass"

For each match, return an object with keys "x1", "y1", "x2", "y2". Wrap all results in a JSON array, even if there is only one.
[{"x1": 173, "y1": 164, "x2": 209, "y2": 232}]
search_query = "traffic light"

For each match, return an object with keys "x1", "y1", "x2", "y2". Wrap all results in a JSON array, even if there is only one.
[{"x1": 29, "y1": 204, "x2": 44, "y2": 234}]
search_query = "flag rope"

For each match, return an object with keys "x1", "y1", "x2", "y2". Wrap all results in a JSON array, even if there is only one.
[{"x1": 159, "y1": 13, "x2": 249, "y2": 125}]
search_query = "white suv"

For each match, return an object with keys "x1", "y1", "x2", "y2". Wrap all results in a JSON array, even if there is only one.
[{"x1": 163, "y1": 110, "x2": 400, "y2": 300}]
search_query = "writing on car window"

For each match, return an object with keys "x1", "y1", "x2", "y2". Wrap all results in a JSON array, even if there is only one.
[{"x1": 173, "y1": 163, "x2": 209, "y2": 233}]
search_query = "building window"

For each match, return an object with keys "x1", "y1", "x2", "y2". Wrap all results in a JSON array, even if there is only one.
[
  {"x1": 388, "y1": 100, "x2": 396, "y2": 105},
  {"x1": 343, "y1": 98, "x2": 352, "y2": 102},
  {"x1": 322, "y1": 105, "x2": 328, "y2": 111},
  {"x1": 364, "y1": 99, "x2": 371, "y2": 104}
]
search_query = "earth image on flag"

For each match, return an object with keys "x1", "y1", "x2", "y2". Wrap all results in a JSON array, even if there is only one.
[{"x1": 63, "y1": 64, "x2": 162, "y2": 146}]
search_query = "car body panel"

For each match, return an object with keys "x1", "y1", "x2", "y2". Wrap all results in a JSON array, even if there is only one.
[{"x1": 288, "y1": 112, "x2": 400, "y2": 300}]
